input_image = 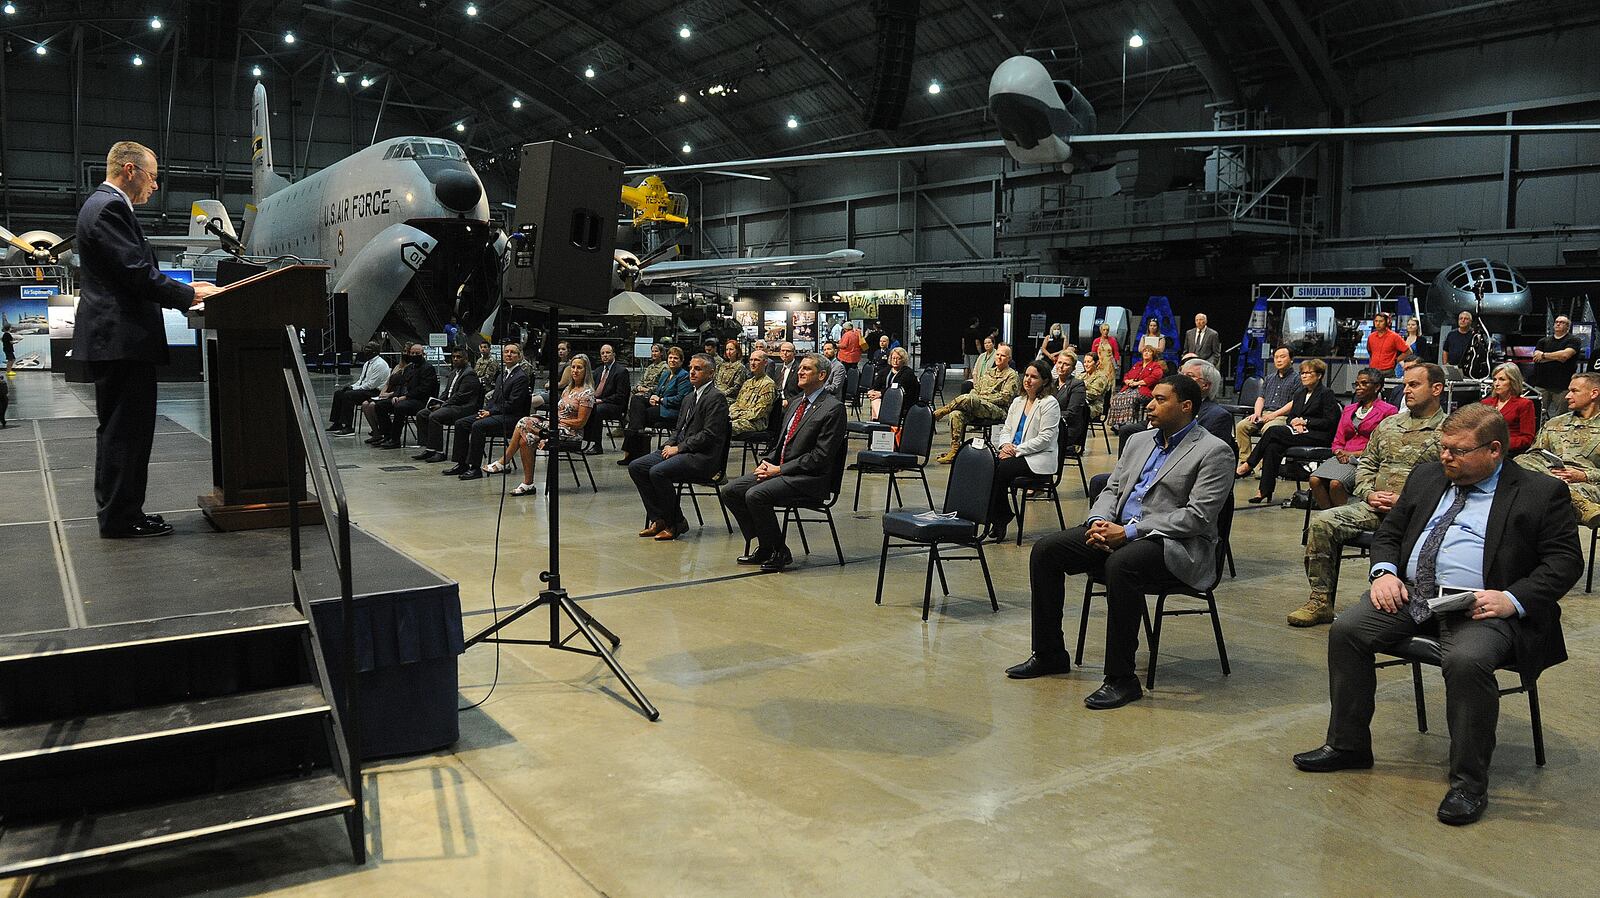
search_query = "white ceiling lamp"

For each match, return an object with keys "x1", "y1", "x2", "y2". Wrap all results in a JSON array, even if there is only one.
[
  {"x1": 335, "y1": 72, "x2": 347, "y2": 84},
  {"x1": 2, "y1": 4, "x2": 16, "y2": 16},
  {"x1": 132, "y1": 54, "x2": 144, "y2": 66},
  {"x1": 583, "y1": 65, "x2": 595, "y2": 79},
  {"x1": 786, "y1": 116, "x2": 798, "y2": 129},
  {"x1": 677, "y1": 92, "x2": 687, "y2": 103},
  {"x1": 251, "y1": 65, "x2": 263, "y2": 77},
  {"x1": 455, "y1": 122, "x2": 467, "y2": 132},
  {"x1": 283, "y1": 31, "x2": 296, "y2": 44},
  {"x1": 149, "y1": 16, "x2": 162, "y2": 29},
  {"x1": 927, "y1": 79, "x2": 941, "y2": 94},
  {"x1": 678, "y1": 24, "x2": 691, "y2": 39},
  {"x1": 680, "y1": 142, "x2": 691, "y2": 154},
  {"x1": 466, "y1": 2, "x2": 478, "y2": 16},
  {"x1": 511, "y1": 96, "x2": 522, "y2": 109},
  {"x1": 33, "y1": 43, "x2": 45, "y2": 56},
  {"x1": 360, "y1": 76, "x2": 373, "y2": 88},
  {"x1": 1128, "y1": 32, "x2": 1144, "y2": 48}
]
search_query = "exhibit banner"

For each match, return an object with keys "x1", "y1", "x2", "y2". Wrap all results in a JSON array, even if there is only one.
[
  {"x1": 1291, "y1": 285, "x2": 1372, "y2": 299},
  {"x1": 1, "y1": 286, "x2": 52, "y2": 370}
]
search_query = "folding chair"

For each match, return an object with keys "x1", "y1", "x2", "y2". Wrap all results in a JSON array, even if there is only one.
[
  {"x1": 875, "y1": 442, "x2": 998, "y2": 620},
  {"x1": 853, "y1": 405, "x2": 935, "y2": 511}
]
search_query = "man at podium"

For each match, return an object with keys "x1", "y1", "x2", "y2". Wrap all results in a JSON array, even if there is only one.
[{"x1": 73, "y1": 140, "x2": 219, "y2": 539}]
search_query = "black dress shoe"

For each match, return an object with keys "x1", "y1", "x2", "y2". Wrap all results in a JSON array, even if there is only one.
[
  {"x1": 332, "y1": 427, "x2": 356, "y2": 436},
  {"x1": 1084, "y1": 678, "x2": 1143, "y2": 710},
  {"x1": 1437, "y1": 788, "x2": 1488, "y2": 825},
  {"x1": 144, "y1": 513, "x2": 165, "y2": 526},
  {"x1": 376, "y1": 440, "x2": 401, "y2": 450},
  {"x1": 442, "y1": 464, "x2": 469, "y2": 476},
  {"x1": 1247, "y1": 493, "x2": 1272, "y2": 505},
  {"x1": 101, "y1": 520, "x2": 175, "y2": 539},
  {"x1": 1005, "y1": 653, "x2": 1071, "y2": 679},
  {"x1": 411, "y1": 450, "x2": 435, "y2": 461},
  {"x1": 458, "y1": 469, "x2": 484, "y2": 481},
  {"x1": 990, "y1": 525, "x2": 1009, "y2": 544},
  {"x1": 736, "y1": 547, "x2": 773, "y2": 565},
  {"x1": 760, "y1": 550, "x2": 794, "y2": 573},
  {"x1": 364, "y1": 434, "x2": 384, "y2": 444},
  {"x1": 1291, "y1": 744, "x2": 1374, "y2": 773},
  {"x1": 325, "y1": 423, "x2": 341, "y2": 432}
]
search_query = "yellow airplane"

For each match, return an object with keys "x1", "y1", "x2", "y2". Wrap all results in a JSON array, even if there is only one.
[{"x1": 620, "y1": 175, "x2": 688, "y2": 226}]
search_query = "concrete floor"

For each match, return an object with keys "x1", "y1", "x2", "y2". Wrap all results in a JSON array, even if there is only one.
[{"x1": 9, "y1": 370, "x2": 1599, "y2": 897}]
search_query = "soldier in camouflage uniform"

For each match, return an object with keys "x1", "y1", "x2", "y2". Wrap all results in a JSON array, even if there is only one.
[
  {"x1": 1516, "y1": 372, "x2": 1600, "y2": 526},
  {"x1": 634, "y1": 343, "x2": 669, "y2": 397},
  {"x1": 932, "y1": 342, "x2": 1020, "y2": 462},
  {"x1": 714, "y1": 339, "x2": 750, "y2": 398},
  {"x1": 729, "y1": 349, "x2": 777, "y2": 436},
  {"x1": 1289, "y1": 363, "x2": 1447, "y2": 627}
]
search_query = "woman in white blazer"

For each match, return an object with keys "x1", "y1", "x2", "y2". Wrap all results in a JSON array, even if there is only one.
[{"x1": 987, "y1": 359, "x2": 1061, "y2": 541}]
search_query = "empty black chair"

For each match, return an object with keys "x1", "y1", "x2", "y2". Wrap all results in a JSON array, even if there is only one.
[
  {"x1": 774, "y1": 439, "x2": 849, "y2": 566},
  {"x1": 853, "y1": 405, "x2": 935, "y2": 511},
  {"x1": 1222, "y1": 376, "x2": 1262, "y2": 418},
  {"x1": 848, "y1": 385, "x2": 904, "y2": 442},
  {"x1": 1075, "y1": 494, "x2": 1235, "y2": 689},
  {"x1": 875, "y1": 442, "x2": 998, "y2": 621},
  {"x1": 1375, "y1": 637, "x2": 1547, "y2": 766},
  {"x1": 916, "y1": 367, "x2": 937, "y2": 407},
  {"x1": 852, "y1": 362, "x2": 875, "y2": 417},
  {"x1": 843, "y1": 367, "x2": 860, "y2": 415}
]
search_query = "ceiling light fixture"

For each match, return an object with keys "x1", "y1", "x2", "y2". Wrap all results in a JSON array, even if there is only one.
[
  {"x1": 283, "y1": 31, "x2": 296, "y2": 44},
  {"x1": 252, "y1": 65, "x2": 263, "y2": 77},
  {"x1": 511, "y1": 97, "x2": 522, "y2": 109},
  {"x1": 466, "y1": 3, "x2": 477, "y2": 16},
  {"x1": 1128, "y1": 32, "x2": 1144, "y2": 48},
  {"x1": 677, "y1": 92, "x2": 687, "y2": 103},
  {"x1": 149, "y1": 16, "x2": 162, "y2": 29},
  {"x1": 360, "y1": 76, "x2": 372, "y2": 88},
  {"x1": 927, "y1": 80, "x2": 941, "y2": 94},
  {"x1": 584, "y1": 65, "x2": 595, "y2": 78},
  {"x1": 681, "y1": 142, "x2": 691, "y2": 154},
  {"x1": 786, "y1": 116, "x2": 798, "y2": 129},
  {"x1": 34, "y1": 43, "x2": 45, "y2": 55},
  {"x1": 455, "y1": 122, "x2": 466, "y2": 132},
  {"x1": 133, "y1": 54, "x2": 144, "y2": 66},
  {"x1": 335, "y1": 72, "x2": 347, "y2": 84},
  {"x1": 2, "y1": 4, "x2": 16, "y2": 16},
  {"x1": 679, "y1": 24, "x2": 691, "y2": 39}
]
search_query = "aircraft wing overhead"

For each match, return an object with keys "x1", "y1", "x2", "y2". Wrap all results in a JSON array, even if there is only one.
[
  {"x1": 625, "y1": 140, "x2": 1006, "y2": 177},
  {"x1": 638, "y1": 249, "x2": 864, "y2": 283},
  {"x1": 1058, "y1": 123, "x2": 1600, "y2": 151}
]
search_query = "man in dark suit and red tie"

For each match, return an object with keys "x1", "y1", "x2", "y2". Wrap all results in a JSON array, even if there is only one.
[
  {"x1": 723, "y1": 353, "x2": 847, "y2": 573},
  {"x1": 1292, "y1": 403, "x2": 1581, "y2": 825},
  {"x1": 73, "y1": 141, "x2": 220, "y2": 538}
]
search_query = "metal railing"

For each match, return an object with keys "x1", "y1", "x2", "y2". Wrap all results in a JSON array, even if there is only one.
[
  {"x1": 281, "y1": 325, "x2": 365, "y2": 863},
  {"x1": 1003, "y1": 190, "x2": 1300, "y2": 236}
]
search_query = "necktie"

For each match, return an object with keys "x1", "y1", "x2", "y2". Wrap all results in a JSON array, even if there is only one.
[
  {"x1": 780, "y1": 397, "x2": 809, "y2": 464},
  {"x1": 1409, "y1": 485, "x2": 1474, "y2": 624},
  {"x1": 597, "y1": 365, "x2": 609, "y2": 397}
]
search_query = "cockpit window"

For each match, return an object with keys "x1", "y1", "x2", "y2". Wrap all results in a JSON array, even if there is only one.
[{"x1": 383, "y1": 140, "x2": 465, "y2": 161}]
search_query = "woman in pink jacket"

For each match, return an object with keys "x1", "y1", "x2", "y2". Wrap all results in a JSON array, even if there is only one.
[{"x1": 1308, "y1": 367, "x2": 1397, "y2": 509}]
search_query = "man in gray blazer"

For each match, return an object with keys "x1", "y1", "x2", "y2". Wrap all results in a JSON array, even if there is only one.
[
  {"x1": 630, "y1": 353, "x2": 730, "y2": 540},
  {"x1": 1007, "y1": 375, "x2": 1235, "y2": 709},
  {"x1": 1183, "y1": 313, "x2": 1222, "y2": 370}
]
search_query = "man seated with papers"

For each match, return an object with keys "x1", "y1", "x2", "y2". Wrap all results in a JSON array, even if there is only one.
[{"x1": 1292, "y1": 404, "x2": 1581, "y2": 827}]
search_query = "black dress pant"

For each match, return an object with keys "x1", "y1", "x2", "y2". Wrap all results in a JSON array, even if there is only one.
[
  {"x1": 330, "y1": 387, "x2": 377, "y2": 428},
  {"x1": 1248, "y1": 427, "x2": 1332, "y2": 496},
  {"x1": 451, "y1": 412, "x2": 516, "y2": 465},
  {"x1": 417, "y1": 402, "x2": 475, "y2": 451},
  {"x1": 723, "y1": 472, "x2": 825, "y2": 553},
  {"x1": 621, "y1": 407, "x2": 672, "y2": 457},
  {"x1": 89, "y1": 359, "x2": 159, "y2": 533},
  {"x1": 378, "y1": 397, "x2": 427, "y2": 441},
  {"x1": 1029, "y1": 526, "x2": 1187, "y2": 679},
  {"x1": 1326, "y1": 598, "x2": 1514, "y2": 796},
  {"x1": 988, "y1": 455, "x2": 1039, "y2": 528},
  {"x1": 629, "y1": 450, "x2": 717, "y2": 526}
]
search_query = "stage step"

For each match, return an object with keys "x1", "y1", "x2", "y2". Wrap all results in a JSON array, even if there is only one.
[
  {"x1": 0, "y1": 605, "x2": 304, "y2": 664},
  {"x1": 0, "y1": 684, "x2": 331, "y2": 763},
  {"x1": 0, "y1": 772, "x2": 354, "y2": 878}
]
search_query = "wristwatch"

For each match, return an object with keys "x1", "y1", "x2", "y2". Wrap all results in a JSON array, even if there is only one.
[{"x1": 1369, "y1": 569, "x2": 1392, "y2": 583}]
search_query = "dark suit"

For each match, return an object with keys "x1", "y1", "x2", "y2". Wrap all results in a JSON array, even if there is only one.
[
  {"x1": 629, "y1": 384, "x2": 730, "y2": 527},
  {"x1": 417, "y1": 367, "x2": 483, "y2": 452},
  {"x1": 1183, "y1": 327, "x2": 1221, "y2": 369},
  {"x1": 1326, "y1": 462, "x2": 1580, "y2": 796},
  {"x1": 451, "y1": 365, "x2": 531, "y2": 464},
  {"x1": 72, "y1": 183, "x2": 195, "y2": 533},
  {"x1": 724, "y1": 390, "x2": 847, "y2": 554},
  {"x1": 1247, "y1": 383, "x2": 1339, "y2": 495},
  {"x1": 772, "y1": 359, "x2": 802, "y2": 400},
  {"x1": 593, "y1": 360, "x2": 631, "y2": 423},
  {"x1": 1054, "y1": 377, "x2": 1088, "y2": 450},
  {"x1": 377, "y1": 360, "x2": 439, "y2": 441}
]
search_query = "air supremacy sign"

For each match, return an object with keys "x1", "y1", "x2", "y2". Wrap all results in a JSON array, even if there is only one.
[{"x1": 1292, "y1": 285, "x2": 1373, "y2": 299}]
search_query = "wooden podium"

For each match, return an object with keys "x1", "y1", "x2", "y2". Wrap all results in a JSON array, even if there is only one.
[{"x1": 189, "y1": 264, "x2": 330, "y2": 531}]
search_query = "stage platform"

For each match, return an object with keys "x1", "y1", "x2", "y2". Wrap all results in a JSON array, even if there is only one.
[{"x1": 0, "y1": 415, "x2": 464, "y2": 759}]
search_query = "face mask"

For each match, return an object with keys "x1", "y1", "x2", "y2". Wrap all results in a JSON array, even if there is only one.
[{"x1": 412, "y1": 355, "x2": 427, "y2": 365}]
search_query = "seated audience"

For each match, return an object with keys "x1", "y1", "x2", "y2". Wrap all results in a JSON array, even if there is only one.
[
  {"x1": 1080, "y1": 349, "x2": 1112, "y2": 416},
  {"x1": 1105, "y1": 344, "x2": 1163, "y2": 428},
  {"x1": 473, "y1": 339, "x2": 501, "y2": 384},
  {"x1": 1116, "y1": 359, "x2": 1235, "y2": 455},
  {"x1": 1236, "y1": 358, "x2": 1338, "y2": 504},
  {"x1": 484, "y1": 356, "x2": 596, "y2": 496},
  {"x1": 1234, "y1": 346, "x2": 1299, "y2": 464},
  {"x1": 987, "y1": 360, "x2": 1062, "y2": 542},
  {"x1": 633, "y1": 342, "x2": 669, "y2": 397},
  {"x1": 327, "y1": 341, "x2": 390, "y2": 434},
  {"x1": 870, "y1": 333, "x2": 892, "y2": 368},
  {"x1": 374, "y1": 345, "x2": 438, "y2": 448},
  {"x1": 724, "y1": 354, "x2": 848, "y2": 573},
  {"x1": 1292, "y1": 363, "x2": 1446, "y2": 627},
  {"x1": 443, "y1": 342, "x2": 532, "y2": 480},
  {"x1": 359, "y1": 343, "x2": 413, "y2": 438},
  {"x1": 821, "y1": 341, "x2": 846, "y2": 397},
  {"x1": 1481, "y1": 362, "x2": 1535, "y2": 455},
  {"x1": 630, "y1": 353, "x2": 730, "y2": 540},
  {"x1": 932, "y1": 343, "x2": 1018, "y2": 463},
  {"x1": 729, "y1": 349, "x2": 777, "y2": 435},
  {"x1": 867, "y1": 347, "x2": 919, "y2": 420},
  {"x1": 592, "y1": 343, "x2": 631, "y2": 427},
  {"x1": 1515, "y1": 371, "x2": 1600, "y2": 526},
  {"x1": 1293, "y1": 403, "x2": 1580, "y2": 827},
  {"x1": 714, "y1": 340, "x2": 749, "y2": 398},
  {"x1": 1052, "y1": 352, "x2": 1087, "y2": 451},
  {"x1": 771, "y1": 342, "x2": 802, "y2": 402},
  {"x1": 619, "y1": 345, "x2": 690, "y2": 463},
  {"x1": 413, "y1": 350, "x2": 483, "y2": 462},
  {"x1": 1006, "y1": 376, "x2": 1233, "y2": 711},
  {"x1": 1308, "y1": 367, "x2": 1397, "y2": 510}
]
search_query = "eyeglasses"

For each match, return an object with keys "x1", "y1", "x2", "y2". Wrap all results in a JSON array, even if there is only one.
[
  {"x1": 127, "y1": 163, "x2": 158, "y2": 183},
  {"x1": 1438, "y1": 440, "x2": 1493, "y2": 458}
]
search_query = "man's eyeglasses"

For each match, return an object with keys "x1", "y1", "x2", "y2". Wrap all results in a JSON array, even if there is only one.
[
  {"x1": 127, "y1": 163, "x2": 158, "y2": 183},
  {"x1": 1439, "y1": 441, "x2": 1493, "y2": 458}
]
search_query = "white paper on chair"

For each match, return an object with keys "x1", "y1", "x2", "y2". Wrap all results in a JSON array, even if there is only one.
[
  {"x1": 869, "y1": 430, "x2": 895, "y2": 452},
  {"x1": 1428, "y1": 585, "x2": 1478, "y2": 614}
]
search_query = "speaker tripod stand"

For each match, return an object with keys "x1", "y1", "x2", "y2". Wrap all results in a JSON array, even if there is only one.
[{"x1": 464, "y1": 307, "x2": 659, "y2": 721}]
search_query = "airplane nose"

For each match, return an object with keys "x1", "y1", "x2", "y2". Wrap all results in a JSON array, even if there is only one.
[{"x1": 434, "y1": 169, "x2": 482, "y2": 213}]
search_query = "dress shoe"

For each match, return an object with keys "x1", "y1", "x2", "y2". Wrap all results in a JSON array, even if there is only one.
[
  {"x1": 411, "y1": 450, "x2": 436, "y2": 461},
  {"x1": 101, "y1": 520, "x2": 175, "y2": 539},
  {"x1": 1083, "y1": 678, "x2": 1143, "y2": 710},
  {"x1": 759, "y1": 549, "x2": 794, "y2": 573},
  {"x1": 616, "y1": 455, "x2": 636, "y2": 466},
  {"x1": 442, "y1": 464, "x2": 469, "y2": 476},
  {"x1": 376, "y1": 440, "x2": 401, "y2": 450},
  {"x1": 1004, "y1": 653, "x2": 1071, "y2": 679},
  {"x1": 655, "y1": 519, "x2": 689, "y2": 541},
  {"x1": 1247, "y1": 493, "x2": 1273, "y2": 505},
  {"x1": 989, "y1": 524, "x2": 1009, "y2": 544},
  {"x1": 325, "y1": 423, "x2": 341, "y2": 432},
  {"x1": 1436, "y1": 787, "x2": 1488, "y2": 825},
  {"x1": 332, "y1": 428, "x2": 356, "y2": 436},
  {"x1": 736, "y1": 547, "x2": 773, "y2": 565},
  {"x1": 1291, "y1": 744, "x2": 1374, "y2": 773},
  {"x1": 144, "y1": 513, "x2": 165, "y2": 526},
  {"x1": 639, "y1": 520, "x2": 665, "y2": 538},
  {"x1": 457, "y1": 469, "x2": 484, "y2": 481}
]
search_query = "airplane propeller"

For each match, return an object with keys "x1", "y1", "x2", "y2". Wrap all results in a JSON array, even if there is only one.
[{"x1": 0, "y1": 225, "x2": 74, "y2": 265}]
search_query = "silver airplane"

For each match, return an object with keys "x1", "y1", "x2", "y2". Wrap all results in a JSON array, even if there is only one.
[
  {"x1": 615, "y1": 247, "x2": 864, "y2": 286},
  {"x1": 151, "y1": 83, "x2": 499, "y2": 345},
  {"x1": 628, "y1": 55, "x2": 1600, "y2": 178}
]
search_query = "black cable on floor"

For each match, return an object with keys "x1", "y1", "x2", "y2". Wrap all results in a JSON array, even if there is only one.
[{"x1": 457, "y1": 459, "x2": 514, "y2": 712}]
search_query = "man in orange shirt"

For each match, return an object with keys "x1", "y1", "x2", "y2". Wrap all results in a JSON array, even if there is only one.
[{"x1": 1366, "y1": 312, "x2": 1410, "y2": 374}]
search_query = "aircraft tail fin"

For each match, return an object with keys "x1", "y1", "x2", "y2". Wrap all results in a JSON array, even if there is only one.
[
  {"x1": 251, "y1": 82, "x2": 291, "y2": 202},
  {"x1": 189, "y1": 200, "x2": 236, "y2": 240}
]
